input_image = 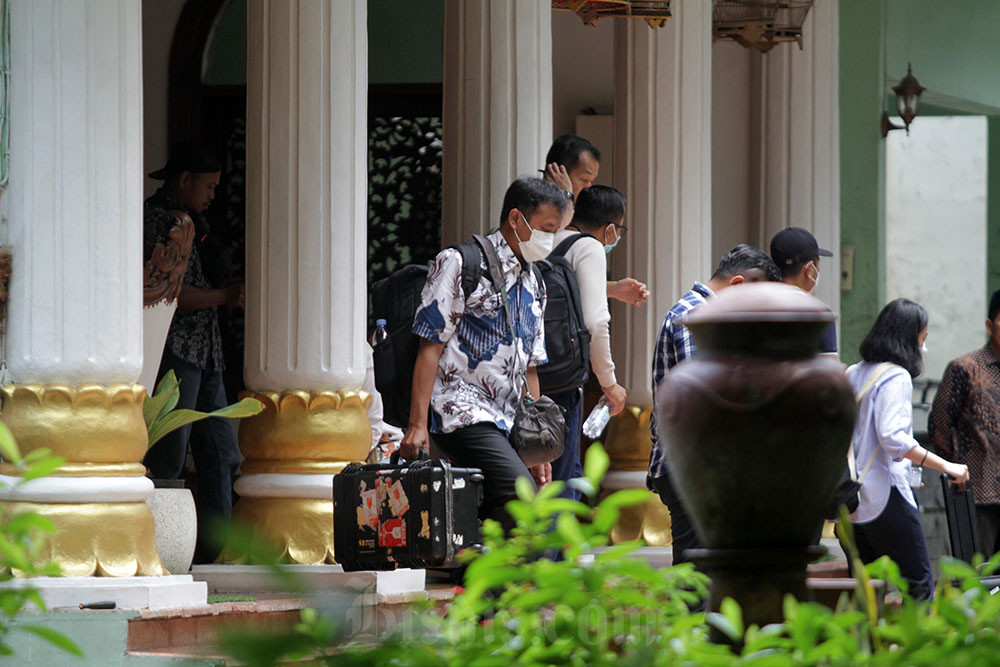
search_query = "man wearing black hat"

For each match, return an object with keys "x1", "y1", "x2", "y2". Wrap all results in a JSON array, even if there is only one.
[
  {"x1": 143, "y1": 142, "x2": 245, "y2": 563},
  {"x1": 770, "y1": 227, "x2": 838, "y2": 356}
]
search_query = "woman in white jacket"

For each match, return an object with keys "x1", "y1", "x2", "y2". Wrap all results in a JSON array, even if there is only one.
[{"x1": 847, "y1": 298, "x2": 969, "y2": 600}]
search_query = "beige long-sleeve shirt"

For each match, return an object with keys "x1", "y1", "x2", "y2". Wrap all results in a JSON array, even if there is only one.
[{"x1": 554, "y1": 229, "x2": 617, "y2": 388}]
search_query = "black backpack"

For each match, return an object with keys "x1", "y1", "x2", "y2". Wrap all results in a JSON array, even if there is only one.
[
  {"x1": 371, "y1": 241, "x2": 484, "y2": 428},
  {"x1": 536, "y1": 234, "x2": 593, "y2": 395}
]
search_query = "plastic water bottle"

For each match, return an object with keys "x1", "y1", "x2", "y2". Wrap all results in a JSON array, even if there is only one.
[
  {"x1": 582, "y1": 396, "x2": 612, "y2": 439},
  {"x1": 373, "y1": 319, "x2": 390, "y2": 347}
]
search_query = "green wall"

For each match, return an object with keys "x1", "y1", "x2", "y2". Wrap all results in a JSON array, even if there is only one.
[
  {"x1": 839, "y1": 0, "x2": 887, "y2": 363},
  {"x1": 839, "y1": 0, "x2": 1000, "y2": 361},
  {"x1": 885, "y1": 0, "x2": 1000, "y2": 113},
  {"x1": 368, "y1": 0, "x2": 444, "y2": 84}
]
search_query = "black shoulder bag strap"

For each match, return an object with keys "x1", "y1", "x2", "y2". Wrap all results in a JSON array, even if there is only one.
[{"x1": 549, "y1": 232, "x2": 593, "y2": 259}]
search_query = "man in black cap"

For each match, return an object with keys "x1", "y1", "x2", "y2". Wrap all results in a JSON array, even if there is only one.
[
  {"x1": 770, "y1": 227, "x2": 838, "y2": 356},
  {"x1": 144, "y1": 141, "x2": 244, "y2": 563}
]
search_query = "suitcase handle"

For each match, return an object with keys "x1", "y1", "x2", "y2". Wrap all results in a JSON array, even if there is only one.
[{"x1": 390, "y1": 449, "x2": 429, "y2": 466}]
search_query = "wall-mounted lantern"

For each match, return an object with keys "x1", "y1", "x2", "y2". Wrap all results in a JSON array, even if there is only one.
[{"x1": 881, "y1": 63, "x2": 926, "y2": 137}]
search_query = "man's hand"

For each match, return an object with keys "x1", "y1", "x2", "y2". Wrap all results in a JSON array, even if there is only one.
[
  {"x1": 608, "y1": 278, "x2": 649, "y2": 306},
  {"x1": 399, "y1": 424, "x2": 430, "y2": 461},
  {"x1": 601, "y1": 383, "x2": 628, "y2": 417},
  {"x1": 544, "y1": 163, "x2": 573, "y2": 194},
  {"x1": 528, "y1": 462, "x2": 552, "y2": 489},
  {"x1": 225, "y1": 283, "x2": 246, "y2": 309}
]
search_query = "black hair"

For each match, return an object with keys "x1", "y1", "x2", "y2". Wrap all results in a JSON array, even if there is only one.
[
  {"x1": 711, "y1": 244, "x2": 781, "y2": 282},
  {"x1": 780, "y1": 256, "x2": 819, "y2": 280},
  {"x1": 989, "y1": 289, "x2": 1000, "y2": 322},
  {"x1": 544, "y1": 134, "x2": 601, "y2": 171},
  {"x1": 499, "y1": 177, "x2": 571, "y2": 226},
  {"x1": 859, "y1": 298, "x2": 928, "y2": 378},
  {"x1": 571, "y1": 185, "x2": 626, "y2": 231}
]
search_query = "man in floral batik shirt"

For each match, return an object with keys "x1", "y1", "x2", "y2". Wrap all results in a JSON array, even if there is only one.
[{"x1": 400, "y1": 178, "x2": 570, "y2": 532}]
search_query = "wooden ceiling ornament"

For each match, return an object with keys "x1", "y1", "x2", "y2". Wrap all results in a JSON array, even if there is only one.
[
  {"x1": 552, "y1": 0, "x2": 672, "y2": 29},
  {"x1": 713, "y1": 0, "x2": 814, "y2": 52}
]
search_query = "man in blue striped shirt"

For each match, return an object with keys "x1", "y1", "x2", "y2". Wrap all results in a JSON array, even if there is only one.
[{"x1": 648, "y1": 244, "x2": 780, "y2": 564}]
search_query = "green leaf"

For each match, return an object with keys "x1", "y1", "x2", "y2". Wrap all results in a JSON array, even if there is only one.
[
  {"x1": 706, "y1": 612, "x2": 741, "y2": 642},
  {"x1": 147, "y1": 398, "x2": 263, "y2": 448},
  {"x1": 0, "y1": 421, "x2": 20, "y2": 463},
  {"x1": 598, "y1": 488, "x2": 653, "y2": 510},
  {"x1": 515, "y1": 476, "x2": 535, "y2": 503},
  {"x1": 20, "y1": 456, "x2": 65, "y2": 482},
  {"x1": 720, "y1": 597, "x2": 744, "y2": 638},
  {"x1": 583, "y1": 442, "x2": 610, "y2": 492},
  {"x1": 555, "y1": 513, "x2": 586, "y2": 548},
  {"x1": 144, "y1": 370, "x2": 181, "y2": 428}
]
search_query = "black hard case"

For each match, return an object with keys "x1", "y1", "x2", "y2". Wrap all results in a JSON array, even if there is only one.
[
  {"x1": 333, "y1": 457, "x2": 484, "y2": 571},
  {"x1": 940, "y1": 474, "x2": 981, "y2": 563}
]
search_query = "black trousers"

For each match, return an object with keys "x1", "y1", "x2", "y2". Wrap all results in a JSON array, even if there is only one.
[
  {"x1": 853, "y1": 486, "x2": 934, "y2": 601},
  {"x1": 976, "y1": 504, "x2": 1000, "y2": 557},
  {"x1": 650, "y1": 473, "x2": 700, "y2": 565},
  {"x1": 432, "y1": 422, "x2": 536, "y2": 534}
]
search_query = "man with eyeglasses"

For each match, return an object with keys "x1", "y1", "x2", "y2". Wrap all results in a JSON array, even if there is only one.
[{"x1": 545, "y1": 185, "x2": 631, "y2": 499}]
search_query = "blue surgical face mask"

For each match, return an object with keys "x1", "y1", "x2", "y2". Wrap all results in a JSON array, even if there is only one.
[{"x1": 604, "y1": 225, "x2": 620, "y2": 254}]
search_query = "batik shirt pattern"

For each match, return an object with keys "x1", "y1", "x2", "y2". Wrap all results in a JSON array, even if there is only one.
[
  {"x1": 647, "y1": 282, "x2": 714, "y2": 487},
  {"x1": 929, "y1": 345, "x2": 1000, "y2": 504},
  {"x1": 412, "y1": 231, "x2": 547, "y2": 435},
  {"x1": 143, "y1": 189, "x2": 225, "y2": 371}
]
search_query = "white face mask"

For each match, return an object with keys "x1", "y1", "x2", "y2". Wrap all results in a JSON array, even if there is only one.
[
  {"x1": 920, "y1": 342, "x2": 928, "y2": 354},
  {"x1": 808, "y1": 263, "x2": 820, "y2": 293},
  {"x1": 515, "y1": 213, "x2": 555, "y2": 263}
]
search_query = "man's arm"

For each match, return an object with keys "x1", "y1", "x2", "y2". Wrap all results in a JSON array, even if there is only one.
[
  {"x1": 928, "y1": 361, "x2": 970, "y2": 460},
  {"x1": 608, "y1": 278, "x2": 649, "y2": 306},
  {"x1": 398, "y1": 338, "x2": 445, "y2": 460},
  {"x1": 177, "y1": 283, "x2": 245, "y2": 310}
]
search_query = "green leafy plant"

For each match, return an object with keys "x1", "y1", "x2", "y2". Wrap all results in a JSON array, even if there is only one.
[
  {"x1": 220, "y1": 443, "x2": 711, "y2": 665},
  {"x1": 143, "y1": 370, "x2": 263, "y2": 448},
  {"x1": 217, "y1": 442, "x2": 1000, "y2": 666},
  {"x1": 0, "y1": 421, "x2": 82, "y2": 658}
]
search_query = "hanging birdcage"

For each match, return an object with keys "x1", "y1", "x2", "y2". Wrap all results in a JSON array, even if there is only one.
[
  {"x1": 713, "y1": 0, "x2": 813, "y2": 52},
  {"x1": 552, "y1": 0, "x2": 672, "y2": 29}
]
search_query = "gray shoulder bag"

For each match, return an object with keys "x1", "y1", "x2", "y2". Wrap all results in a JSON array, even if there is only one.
[{"x1": 472, "y1": 235, "x2": 566, "y2": 467}]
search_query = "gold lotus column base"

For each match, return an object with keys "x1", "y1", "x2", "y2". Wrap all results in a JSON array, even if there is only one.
[
  {"x1": 222, "y1": 389, "x2": 371, "y2": 565},
  {"x1": 600, "y1": 491, "x2": 673, "y2": 546},
  {"x1": 0, "y1": 501, "x2": 165, "y2": 577},
  {"x1": 222, "y1": 497, "x2": 335, "y2": 565},
  {"x1": 600, "y1": 403, "x2": 673, "y2": 547},
  {"x1": 0, "y1": 382, "x2": 168, "y2": 576}
]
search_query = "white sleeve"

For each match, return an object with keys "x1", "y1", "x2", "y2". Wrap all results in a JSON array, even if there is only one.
[{"x1": 570, "y1": 238, "x2": 616, "y2": 387}]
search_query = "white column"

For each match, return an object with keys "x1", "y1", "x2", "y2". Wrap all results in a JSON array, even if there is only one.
[
  {"x1": 237, "y1": 0, "x2": 371, "y2": 565},
  {"x1": 7, "y1": 0, "x2": 143, "y2": 385},
  {"x1": 0, "y1": 0, "x2": 165, "y2": 578},
  {"x1": 244, "y1": 0, "x2": 367, "y2": 393},
  {"x1": 610, "y1": 6, "x2": 714, "y2": 404},
  {"x1": 750, "y1": 0, "x2": 840, "y2": 313},
  {"x1": 441, "y1": 0, "x2": 552, "y2": 246}
]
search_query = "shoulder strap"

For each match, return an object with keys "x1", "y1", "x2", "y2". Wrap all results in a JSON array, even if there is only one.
[
  {"x1": 550, "y1": 233, "x2": 591, "y2": 259},
  {"x1": 452, "y1": 240, "x2": 484, "y2": 300},
  {"x1": 850, "y1": 362, "x2": 901, "y2": 484}
]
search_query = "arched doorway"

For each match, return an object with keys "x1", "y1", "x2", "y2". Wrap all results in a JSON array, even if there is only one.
[{"x1": 168, "y1": 0, "x2": 248, "y2": 401}]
